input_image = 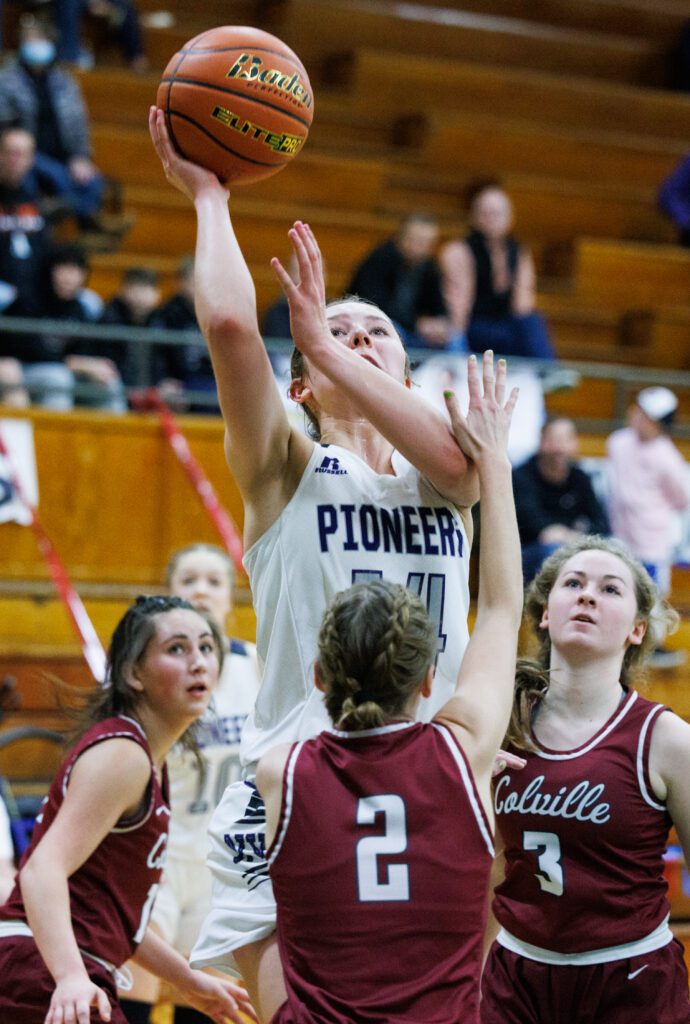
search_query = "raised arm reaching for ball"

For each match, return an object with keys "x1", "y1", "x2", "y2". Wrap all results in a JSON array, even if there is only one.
[{"x1": 150, "y1": 103, "x2": 480, "y2": 1023}]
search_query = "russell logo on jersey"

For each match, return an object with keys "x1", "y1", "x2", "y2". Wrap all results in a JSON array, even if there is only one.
[{"x1": 315, "y1": 455, "x2": 348, "y2": 475}]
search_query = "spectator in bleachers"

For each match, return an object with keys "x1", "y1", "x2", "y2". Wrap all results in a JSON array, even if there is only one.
[
  {"x1": 55, "y1": 0, "x2": 148, "y2": 73},
  {"x1": 3, "y1": 243, "x2": 124, "y2": 410},
  {"x1": 0, "y1": 125, "x2": 50, "y2": 313},
  {"x1": 149, "y1": 254, "x2": 217, "y2": 408},
  {"x1": 150, "y1": 256, "x2": 196, "y2": 336},
  {"x1": 513, "y1": 417, "x2": 610, "y2": 582},
  {"x1": 440, "y1": 183, "x2": 556, "y2": 361},
  {"x1": 0, "y1": 794, "x2": 15, "y2": 904},
  {"x1": 93, "y1": 265, "x2": 160, "y2": 389},
  {"x1": 0, "y1": 128, "x2": 71, "y2": 407},
  {"x1": 0, "y1": 15, "x2": 105, "y2": 228},
  {"x1": 347, "y1": 213, "x2": 463, "y2": 350},
  {"x1": 0, "y1": 123, "x2": 51, "y2": 407},
  {"x1": 658, "y1": 152, "x2": 690, "y2": 247},
  {"x1": 100, "y1": 265, "x2": 160, "y2": 332},
  {"x1": 606, "y1": 388, "x2": 690, "y2": 668},
  {"x1": 36, "y1": 243, "x2": 122, "y2": 408},
  {"x1": 36, "y1": 242, "x2": 103, "y2": 322}
]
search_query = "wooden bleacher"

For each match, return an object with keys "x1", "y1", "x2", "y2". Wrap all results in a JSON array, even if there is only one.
[
  {"x1": 0, "y1": 409, "x2": 244, "y2": 586},
  {"x1": 417, "y1": 112, "x2": 683, "y2": 190},
  {"x1": 573, "y1": 236, "x2": 690, "y2": 306},
  {"x1": 341, "y1": 47, "x2": 690, "y2": 138},
  {"x1": 67, "y1": 0, "x2": 690, "y2": 365},
  {"x1": 405, "y1": 0, "x2": 689, "y2": 44},
  {"x1": 257, "y1": 0, "x2": 672, "y2": 87}
]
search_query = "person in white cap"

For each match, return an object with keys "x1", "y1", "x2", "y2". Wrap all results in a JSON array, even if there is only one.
[{"x1": 606, "y1": 386, "x2": 690, "y2": 666}]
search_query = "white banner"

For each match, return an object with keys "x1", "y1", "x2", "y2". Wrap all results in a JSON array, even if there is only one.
[{"x1": 0, "y1": 419, "x2": 39, "y2": 525}]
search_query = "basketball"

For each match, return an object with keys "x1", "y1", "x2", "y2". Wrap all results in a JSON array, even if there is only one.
[{"x1": 156, "y1": 26, "x2": 314, "y2": 186}]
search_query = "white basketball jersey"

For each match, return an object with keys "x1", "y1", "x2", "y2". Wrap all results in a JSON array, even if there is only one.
[
  {"x1": 0, "y1": 794, "x2": 12, "y2": 861},
  {"x1": 166, "y1": 640, "x2": 260, "y2": 859},
  {"x1": 240, "y1": 443, "x2": 471, "y2": 771}
]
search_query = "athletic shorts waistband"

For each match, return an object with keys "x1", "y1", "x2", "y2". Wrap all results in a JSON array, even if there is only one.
[
  {"x1": 496, "y1": 917, "x2": 674, "y2": 966},
  {"x1": 0, "y1": 921, "x2": 133, "y2": 990}
]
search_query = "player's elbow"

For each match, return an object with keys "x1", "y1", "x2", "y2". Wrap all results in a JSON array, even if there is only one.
[
  {"x1": 17, "y1": 852, "x2": 42, "y2": 894},
  {"x1": 438, "y1": 435, "x2": 473, "y2": 479},
  {"x1": 202, "y1": 310, "x2": 248, "y2": 347},
  {"x1": 436, "y1": 451, "x2": 479, "y2": 508}
]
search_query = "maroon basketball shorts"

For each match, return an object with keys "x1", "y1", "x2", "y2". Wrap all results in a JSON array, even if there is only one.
[
  {"x1": 0, "y1": 934, "x2": 130, "y2": 1023},
  {"x1": 481, "y1": 937, "x2": 690, "y2": 1024}
]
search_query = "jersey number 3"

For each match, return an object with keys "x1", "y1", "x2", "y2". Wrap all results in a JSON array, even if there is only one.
[
  {"x1": 523, "y1": 830, "x2": 564, "y2": 896},
  {"x1": 356, "y1": 795, "x2": 410, "y2": 903}
]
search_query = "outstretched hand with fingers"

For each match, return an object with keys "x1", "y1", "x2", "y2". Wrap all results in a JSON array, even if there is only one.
[
  {"x1": 148, "y1": 106, "x2": 228, "y2": 203},
  {"x1": 443, "y1": 352, "x2": 519, "y2": 466},
  {"x1": 271, "y1": 221, "x2": 330, "y2": 359},
  {"x1": 177, "y1": 969, "x2": 259, "y2": 1024}
]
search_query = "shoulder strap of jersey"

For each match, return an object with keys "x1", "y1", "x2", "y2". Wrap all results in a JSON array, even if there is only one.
[
  {"x1": 637, "y1": 702, "x2": 669, "y2": 812},
  {"x1": 266, "y1": 740, "x2": 304, "y2": 864}
]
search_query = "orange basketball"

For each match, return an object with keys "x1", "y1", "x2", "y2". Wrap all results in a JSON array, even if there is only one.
[{"x1": 156, "y1": 26, "x2": 314, "y2": 186}]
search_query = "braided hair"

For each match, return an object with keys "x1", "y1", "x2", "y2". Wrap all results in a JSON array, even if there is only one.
[{"x1": 317, "y1": 580, "x2": 436, "y2": 731}]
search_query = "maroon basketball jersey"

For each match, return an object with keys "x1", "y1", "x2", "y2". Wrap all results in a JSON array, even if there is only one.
[
  {"x1": 267, "y1": 720, "x2": 494, "y2": 1024},
  {"x1": 0, "y1": 715, "x2": 170, "y2": 966},
  {"x1": 493, "y1": 690, "x2": 672, "y2": 954}
]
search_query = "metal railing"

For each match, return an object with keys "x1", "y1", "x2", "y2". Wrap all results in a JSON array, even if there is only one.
[{"x1": 3, "y1": 315, "x2": 690, "y2": 436}]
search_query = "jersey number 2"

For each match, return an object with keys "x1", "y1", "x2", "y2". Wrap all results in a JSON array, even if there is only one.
[{"x1": 356, "y1": 795, "x2": 410, "y2": 903}]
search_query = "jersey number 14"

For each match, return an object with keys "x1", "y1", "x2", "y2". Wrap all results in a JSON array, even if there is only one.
[{"x1": 352, "y1": 570, "x2": 447, "y2": 657}]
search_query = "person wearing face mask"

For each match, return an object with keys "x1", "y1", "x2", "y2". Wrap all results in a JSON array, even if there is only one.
[{"x1": 0, "y1": 15, "x2": 105, "y2": 228}]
